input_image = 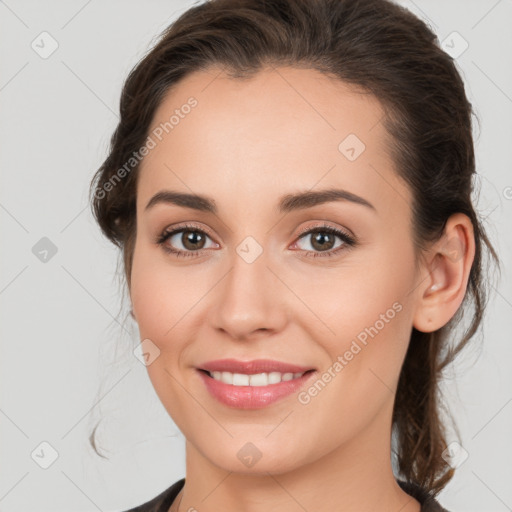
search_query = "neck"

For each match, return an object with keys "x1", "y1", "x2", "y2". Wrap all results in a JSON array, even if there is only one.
[{"x1": 173, "y1": 401, "x2": 420, "y2": 512}]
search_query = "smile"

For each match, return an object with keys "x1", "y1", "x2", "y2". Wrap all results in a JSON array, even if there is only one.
[
  {"x1": 206, "y1": 370, "x2": 310, "y2": 386},
  {"x1": 197, "y1": 368, "x2": 317, "y2": 409}
]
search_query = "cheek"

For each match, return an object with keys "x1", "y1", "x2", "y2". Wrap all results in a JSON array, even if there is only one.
[
  {"x1": 130, "y1": 243, "x2": 180, "y2": 340},
  {"x1": 295, "y1": 270, "x2": 414, "y2": 441},
  {"x1": 308, "y1": 269, "x2": 411, "y2": 341},
  {"x1": 129, "y1": 246, "x2": 193, "y2": 412},
  {"x1": 129, "y1": 243, "x2": 215, "y2": 360},
  {"x1": 307, "y1": 242, "x2": 416, "y2": 373}
]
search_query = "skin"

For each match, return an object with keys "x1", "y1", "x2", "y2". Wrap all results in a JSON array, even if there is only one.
[{"x1": 129, "y1": 66, "x2": 475, "y2": 512}]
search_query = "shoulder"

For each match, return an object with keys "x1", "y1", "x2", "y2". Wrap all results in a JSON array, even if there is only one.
[
  {"x1": 397, "y1": 479, "x2": 450, "y2": 512},
  {"x1": 121, "y1": 478, "x2": 185, "y2": 512}
]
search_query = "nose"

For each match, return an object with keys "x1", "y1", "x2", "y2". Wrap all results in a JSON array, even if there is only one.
[{"x1": 210, "y1": 247, "x2": 289, "y2": 341}]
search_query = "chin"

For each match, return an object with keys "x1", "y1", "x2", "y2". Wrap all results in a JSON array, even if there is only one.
[{"x1": 202, "y1": 441, "x2": 307, "y2": 476}]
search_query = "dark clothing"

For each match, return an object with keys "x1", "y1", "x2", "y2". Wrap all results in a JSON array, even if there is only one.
[
  {"x1": 123, "y1": 477, "x2": 449, "y2": 511},
  {"x1": 123, "y1": 478, "x2": 184, "y2": 512}
]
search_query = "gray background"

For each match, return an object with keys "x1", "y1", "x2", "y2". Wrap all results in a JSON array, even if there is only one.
[{"x1": 0, "y1": 0, "x2": 511, "y2": 510}]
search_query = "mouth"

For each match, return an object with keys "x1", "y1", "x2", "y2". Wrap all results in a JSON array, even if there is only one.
[
  {"x1": 195, "y1": 360, "x2": 318, "y2": 409},
  {"x1": 198, "y1": 368, "x2": 316, "y2": 386}
]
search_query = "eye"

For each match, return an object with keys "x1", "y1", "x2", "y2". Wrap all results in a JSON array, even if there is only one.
[
  {"x1": 155, "y1": 222, "x2": 357, "y2": 259},
  {"x1": 291, "y1": 223, "x2": 357, "y2": 258},
  {"x1": 156, "y1": 223, "x2": 218, "y2": 258}
]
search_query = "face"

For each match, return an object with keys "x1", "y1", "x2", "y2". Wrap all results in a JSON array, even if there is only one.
[{"x1": 130, "y1": 66, "x2": 422, "y2": 474}]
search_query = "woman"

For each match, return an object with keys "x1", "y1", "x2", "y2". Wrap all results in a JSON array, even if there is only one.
[{"x1": 89, "y1": 0, "x2": 499, "y2": 510}]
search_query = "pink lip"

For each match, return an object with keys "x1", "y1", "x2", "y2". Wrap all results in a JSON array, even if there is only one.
[
  {"x1": 196, "y1": 359, "x2": 317, "y2": 409},
  {"x1": 198, "y1": 358, "x2": 315, "y2": 374}
]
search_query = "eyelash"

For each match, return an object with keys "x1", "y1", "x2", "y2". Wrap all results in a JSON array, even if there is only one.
[{"x1": 155, "y1": 222, "x2": 357, "y2": 259}]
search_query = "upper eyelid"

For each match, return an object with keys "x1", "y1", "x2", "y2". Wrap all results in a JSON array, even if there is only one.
[
  {"x1": 162, "y1": 222, "x2": 215, "y2": 239},
  {"x1": 295, "y1": 222, "x2": 354, "y2": 239}
]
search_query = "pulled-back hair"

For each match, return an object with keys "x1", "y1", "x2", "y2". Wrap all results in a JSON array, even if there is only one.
[{"x1": 89, "y1": 0, "x2": 499, "y2": 496}]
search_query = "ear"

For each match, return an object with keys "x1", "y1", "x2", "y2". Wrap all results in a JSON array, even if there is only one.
[{"x1": 413, "y1": 213, "x2": 476, "y2": 333}]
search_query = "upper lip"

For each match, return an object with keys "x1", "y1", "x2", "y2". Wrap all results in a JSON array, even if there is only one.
[{"x1": 198, "y1": 358, "x2": 315, "y2": 375}]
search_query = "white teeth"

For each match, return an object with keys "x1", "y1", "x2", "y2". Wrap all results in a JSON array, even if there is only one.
[
  {"x1": 209, "y1": 371, "x2": 305, "y2": 386},
  {"x1": 233, "y1": 373, "x2": 249, "y2": 386},
  {"x1": 221, "y1": 371, "x2": 233, "y2": 384}
]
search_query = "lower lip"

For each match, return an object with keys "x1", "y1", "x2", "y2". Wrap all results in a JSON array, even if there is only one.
[{"x1": 197, "y1": 370, "x2": 317, "y2": 409}]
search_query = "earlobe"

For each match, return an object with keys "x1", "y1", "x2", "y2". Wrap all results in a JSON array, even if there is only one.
[{"x1": 413, "y1": 213, "x2": 475, "y2": 333}]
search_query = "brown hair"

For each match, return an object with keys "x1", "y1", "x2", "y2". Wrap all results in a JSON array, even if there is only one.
[{"x1": 89, "y1": 0, "x2": 499, "y2": 496}]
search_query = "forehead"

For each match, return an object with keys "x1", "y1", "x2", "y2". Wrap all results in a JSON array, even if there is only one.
[{"x1": 137, "y1": 66, "x2": 410, "y2": 214}]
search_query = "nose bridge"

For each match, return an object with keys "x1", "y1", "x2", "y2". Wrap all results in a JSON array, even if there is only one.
[{"x1": 211, "y1": 235, "x2": 288, "y2": 338}]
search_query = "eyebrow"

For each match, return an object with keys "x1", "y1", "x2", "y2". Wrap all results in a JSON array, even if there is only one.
[{"x1": 144, "y1": 188, "x2": 376, "y2": 214}]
